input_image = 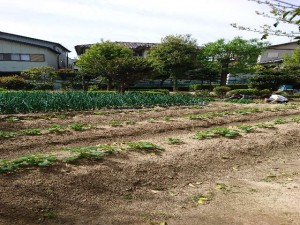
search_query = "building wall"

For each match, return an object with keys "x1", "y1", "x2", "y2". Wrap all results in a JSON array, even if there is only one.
[
  {"x1": 0, "y1": 39, "x2": 60, "y2": 73},
  {"x1": 259, "y1": 42, "x2": 298, "y2": 64}
]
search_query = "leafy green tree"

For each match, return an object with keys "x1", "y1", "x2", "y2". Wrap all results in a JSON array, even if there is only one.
[
  {"x1": 21, "y1": 66, "x2": 57, "y2": 85},
  {"x1": 111, "y1": 57, "x2": 152, "y2": 93},
  {"x1": 186, "y1": 61, "x2": 220, "y2": 86},
  {"x1": 76, "y1": 41, "x2": 151, "y2": 92},
  {"x1": 147, "y1": 34, "x2": 199, "y2": 91},
  {"x1": 200, "y1": 37, "x2": 268, "y2": 86},
  {"x1": 250, "y1": 65, "x2": 297, "y2": 90},
  {"x1": 231, "y1": 0, "x2": 300, "y2": 40},
  {"x1": 76, "y1": 41, "x2": 133, "y2": 90}
]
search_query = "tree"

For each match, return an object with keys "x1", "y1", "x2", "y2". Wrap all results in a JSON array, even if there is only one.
[
  {"x1": 21, "y1": 66, "x2": 57, "y2": 85},
  {"x1": 231, "y1": 0, "x2": 300, "y2": 40},
  {"x1": 76, "y1": 41, "x2": 133, "y2": 91},
  {"x1": 147, "y1": 34, "x2": 199, "y2": 91},
  {"x1": 250, "y1": 64, "x2": 298, "y2": 90},
  {"x1": 76, "y1": 41, "x2": 151, "y2": 92},
  {"x1": 111, "y1": 57, "x2": 152, "y2": 93},
  {"x1": 200, "y1": 37, "x2": 268, "y2": 86}
]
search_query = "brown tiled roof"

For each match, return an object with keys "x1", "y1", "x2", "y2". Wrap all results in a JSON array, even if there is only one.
[{"x1": 75, "y1": 41, "x2": 157, "y2": 55}]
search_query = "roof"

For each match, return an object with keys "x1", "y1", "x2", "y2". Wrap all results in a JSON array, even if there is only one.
[
  {"x1": 259, "y1": 58, "x2": 283, "y2": 64},
  {"x1": 75, "y1": 41, "x2": 157, "y2": 55},
  {"x1": 0, "y1": 31, "x2": 71, "y2": 53},
  {"x1": 267, "y1": 41, "x2": 298, "y2": 50}
]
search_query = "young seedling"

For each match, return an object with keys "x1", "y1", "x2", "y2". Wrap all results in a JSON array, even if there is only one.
[
  {"x1": 19, "y1": 128, "x2": 41, "y2": 135},
  {"x1": 166, "y1": 137, "x2": 184, "y2": 145},
  {"x1": 272, "y1": 118, "x2": 288, "y2": 124},
  {"x1": 0, "y1": 130, "x2": 17, "y2": 138},
  {"x1": 47, "y1": 124, "x2": 66, "y2": 133},
  {"x1": 125, "y1": 120, "x2": 136, "y2": 125},
  {"x1": 192, "y1": 192, "x2": 214, "y2": 205},
  {"x1": 109, "y1": 120, "x2": 123, "y2": 127},
  {"x1": 255, "y1": 123, "x2": 276, "y2": 129},
  {"x1": 126, "y1": 141, "x2": 164, "y2": 151},
  {"x1": 193, "y1": 130, "x2": 217, "y2": 140},
  {"x1": 236, "y1": 125, "x2": 255, "y2": 133},
  {"x1": 211, "y1": 127, "x2": 240, "y2": 138},
  {"x1": 292, "y1": 116, "x2": 300, "y2": 123},
  {"x1": 68, "y1": 123, "x2": 92, "y2": 131}
]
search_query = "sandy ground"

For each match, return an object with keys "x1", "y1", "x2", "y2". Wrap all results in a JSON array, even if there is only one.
[{"x1": 0, "y1": 102, "x2": 300, "y2": 225}]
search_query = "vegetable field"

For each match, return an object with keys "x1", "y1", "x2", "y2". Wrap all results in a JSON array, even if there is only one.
[
  {"x1": 0, "y1": 91, "x2": 211, "y2": 114},
  {"x1": 1, "y1": 101, "x2": 300, "y2": 225}
]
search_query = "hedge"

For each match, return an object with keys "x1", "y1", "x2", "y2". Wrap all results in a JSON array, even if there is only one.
[{"x1": 227, "y1": 89, "x2": 271, "y2": 97}]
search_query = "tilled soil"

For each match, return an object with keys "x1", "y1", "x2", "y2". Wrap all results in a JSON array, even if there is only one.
[{"x1": 1, "y1": 102, "x2": 300, "y2": 225}]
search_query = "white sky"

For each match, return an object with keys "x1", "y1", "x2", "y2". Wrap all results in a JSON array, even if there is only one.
[{"x1": 0, "y1": 0, "x2": 299, "y2": 58}]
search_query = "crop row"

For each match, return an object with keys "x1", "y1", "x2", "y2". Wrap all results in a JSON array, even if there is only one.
[
  {"x1": 0, "y1": 91, "x2": 212, "y2": 114},
  {"x1": 1, "y1": 105, "x2": 298, "y2": 139},
  {"x1": 1, "y1": 115, "x2": 300, "y2": 174}
]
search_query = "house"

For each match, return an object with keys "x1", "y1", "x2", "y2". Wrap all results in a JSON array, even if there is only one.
[
  {"x1": 227, "y1": 41, "x2": 299, "y2": 84},
  {"x1": 75, "y1": 42, "x2": 157, "y2": 57},
  {"x1": 0, "y1": 31, "x2": 71, "y2": 75},
  {"x1": 257, "y1": 41, "x2": 299, "y2": 66}
]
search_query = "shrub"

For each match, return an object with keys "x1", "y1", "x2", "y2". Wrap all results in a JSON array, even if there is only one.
[
  {"x1": 213, "y1": 86, "x2": 231, "y2": 97},
  {"x1": 127, "y1": 89, "x2": 170, "y2": 95},
  {"x1": 226, "y1": 84, "x2": 249, "y2": 90},
  {"x1": 227, "y1": 89, "x2": 271, "y2": 97},
  {"x1": 189, "y1": 84, "x2": 218, "y2": 91},
  {"x1": 0, "y1": 76, "x2": 28, "y2": 90},
  {"x1": 28, "y1": 83, "x2": 53, "y2": 90}
]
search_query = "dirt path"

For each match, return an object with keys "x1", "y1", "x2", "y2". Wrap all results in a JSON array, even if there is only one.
[{"x1": 1, "y1": 102, "x2": 300, "y2": 225}]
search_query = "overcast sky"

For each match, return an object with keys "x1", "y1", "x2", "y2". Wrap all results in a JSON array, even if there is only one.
[{"x1": 0, "y1": 0, "x2": 299, "y2": 58}]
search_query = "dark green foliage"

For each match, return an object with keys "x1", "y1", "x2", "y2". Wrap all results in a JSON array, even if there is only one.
[
  {"x1": 227, "y1": 88, "x2": 271, "y2": 97},
  {"x1": 0, "y1": 154, "x2": 57, "y2": 174},
  {"x1": 250, "y1": 65, "x2": 298, "y2": 91},
  {"x1": 213, "y1": 86, "x2": 231, "y2": 97},
  {"x1": 0, "y1": 76, "x2": 29, "y2": 90},
  {"x1": 224, "y1": 99, "x2": 254, "y2": 104}
]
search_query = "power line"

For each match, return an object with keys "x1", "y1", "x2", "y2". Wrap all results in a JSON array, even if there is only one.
[{"x1": 273, "y1": 0, "x2": 300, "y2": 8}]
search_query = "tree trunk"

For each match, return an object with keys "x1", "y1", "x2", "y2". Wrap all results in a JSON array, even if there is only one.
[
  {"x1": 220, "y1": 69, "x2": 228, "y2": 86},
  {"x1": 173, "y1": 78, "x2": 178, "y2": 92},
  {"x1": 120, "y1": 83, "x2": 126, "y2": 93},
  {"x1": 159, "y1": 78, "x2": 167, "y2": 89},
  {"x1": 107, "y1": 78, "x2": 113, "y2": 91}
]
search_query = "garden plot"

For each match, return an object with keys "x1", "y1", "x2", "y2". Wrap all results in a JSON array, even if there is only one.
[{"x1": 1, "y1": 102, "x2": 300, "y2": 225}]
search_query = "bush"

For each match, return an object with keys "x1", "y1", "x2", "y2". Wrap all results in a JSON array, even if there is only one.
[
  {"x1": 28, "y1": 83, "x2": 53, "y2": 90},
  {"x1": 194, "y1": 90, "x2": 211, "y2": 98},
  {"x1": 189, "y1": 84, "x2": 248, "y2": 91},
  {"x1": 226, "y1": 84, "x2": 249, "y2": 90},
  {"x1": 0, "y1": 76, "x2": 29, "y2": 90},
  {"x1": 189, "y1": 84, "x2": 218, "y2": 91},
  {"x1": 213, "y1": 86, "x2": 231, "y2": 97},
  {"x1": 227, "y1": 89, "x2": 271, "y2": 97},
  {"x1": 128, "y1": 89, "x2": 170, "y2": 95}
]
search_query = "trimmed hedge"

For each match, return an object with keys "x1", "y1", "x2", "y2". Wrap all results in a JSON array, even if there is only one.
[
  {"x1": 213, "y1": 86, "x2": 231, "y2": 97},
  {"x1": 227, "y1": 89, "x2": 271, "y2": 97},
  {"x1": 189, "y1": 84, "x2": 249, "y2": 91},
  {"x1": 0, "y1": 76, "x2": 29, "y2": 90}
]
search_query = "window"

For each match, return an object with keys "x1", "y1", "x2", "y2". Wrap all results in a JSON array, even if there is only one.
[
  {"x1": 11, "y1": 54, "x2": 21, "y2": 61},
  {"x1": 0, "y1": 53, "x2": 45, "y2": 62},
  {"x1": 267, "y1": 52, "x2": 279, "y2": 58},
  {"x1": 20, "y1": 54, "x2": 30, "y2": 61},
  {"x1": 30, "y1": 54, "x2": 45, "y2": 62}
]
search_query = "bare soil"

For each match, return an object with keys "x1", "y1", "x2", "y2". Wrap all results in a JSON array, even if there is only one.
[{"x1": 1, "y1": 102, "x2": 300, "y2": 225}]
